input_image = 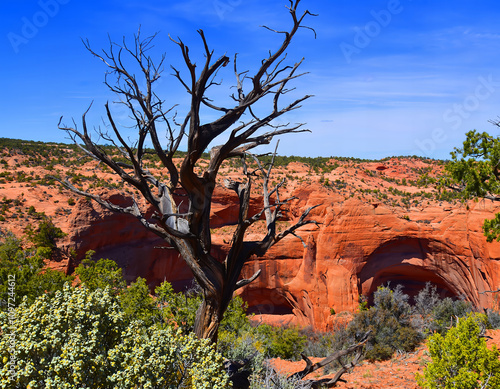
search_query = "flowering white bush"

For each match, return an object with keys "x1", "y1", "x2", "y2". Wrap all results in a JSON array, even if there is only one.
[{"x1": 0, "y1": 284, "x2": 230, "y2": 388}]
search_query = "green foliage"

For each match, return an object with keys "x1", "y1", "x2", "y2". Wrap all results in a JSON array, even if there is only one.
[
  {"x1": 220, "y1": 295, "x2": 251, "y2": 335},
  {"x1": 430, "y1": 297, "x2": 474, "y2": 334},
  {"x1": 154, "y1": 281, "x2": 202, "y2": 333},
  {"x1": 486, "y1": 309, "x2": 500, "y2": 329},
  {"x1": 301, "y1": 328, "x2": 336, "y2": 358},
  {"x1": 358, "y1": 294, "x2": 368, "y2": 311},
  {"x1": 413, "y1": 282, "x2": 445, "y2": 334},
  {"x1": 447, "y1": 130, "x2": 500, "y2": 198},
  {"x1": 76, "y1": 255, "x2": 162, "y2": 326},
  {"x1": 24, "y1": 217, "x2": 66, "y2": 258},
  {"x1": 483, "y1": 213, "x2": 500, "y2": 243},
  {"x1": 74, "y1": 251, "x2": 126, "y2": 294},
  {"x1": 119, "y1": 277, "x2": 156, "y2": 325},
  {"x1": 347, "y1": 285, "x2": 421, "y2": 361},
  {"x1": 447, "y1": 129, "x2": 500, "y2": 241},
  {"x1": 0, "y1": 232, "x2": 72, "y2": 310},
  {"x1": 412, "y1": 282, "x2": 475, "y2": 335},
  {"x1": 75, "y1": 256, "x2": 251, "y2": 337},
  {"x1": 0, "y1": 284, "x2": 230, "y2": 388},
  {"x1": 417, "y1": 314, "x2": 500, "y2": 389},
  {"x1": 253, "y1": 324, "x2": 307, "y2": 360},
  {"x1": 108, "y1": 321, "x2": 230, "y2": 389},
  {"x1": 216, "y1": 298, "x2": 258, "y2": 368},
  {"x1": 218, "y1": 298, "x2": 307, "y2": 363}
]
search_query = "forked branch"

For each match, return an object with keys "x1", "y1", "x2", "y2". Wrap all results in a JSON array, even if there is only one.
[
  {"x1": 288, "y1": 331, "x2": 370, "y2": 388},
  {"x1": 58, "y1": 0, "x2": 317, "y2": 344}
]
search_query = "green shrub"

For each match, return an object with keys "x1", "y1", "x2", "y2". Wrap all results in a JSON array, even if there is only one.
[
  {"x1": 0, "y1": 232, "x2": 72, "y2": 310},
  {"x1": 373, "y1": 284, "x2": 411, "y2": 322},
  {"x1": 0, "y1": 284, "x2": 230, "y2": 388},
  {"x1": 220, "y1": 295, "x2": 251, "y2": 335},
  {"x1": 108, "y1": 322, "x2": 230, "y2": 389},
  {"x1": 154, "y1": 281, "x2": 202, "y2": 333},
  {"x1": 417, "y1": 313, "x2": 500, "y2": 389},
  {"x1": 412, "y1": 283, "x2": 476, "y2": 336},
  {"x1": 119, "y1": 276, "x2": 156, "y2": 325},
  {"x1": 301, "y1": 328, "x2": 336, "y2": 358},
  {"x1": 349, "y1": 307, "x2": 420, "y2": 361},
  {"x1": 430, "y1": 297, "x2": 474, "y2": 334},
  {"x1": 24, "y1": 217, "x2": 66, "y2": 258},
  {"x1": 486, "y1": 309, "x2": 500, "y2": 329},
  {"x1": 76, "y1": 256, "x2": 193, "y2": 327},
  {"x1": 413, "y1": 282, "x2": 443, "y2": 334},
  {"x1": 347, "y1": 285, "x2": 421, "y2": 361},
  {"x1": 74, "y1": 251, "x2": 126, "y2": 294},
  {"x1": 253, "y1": 324, "x2": 307, "y2": 360}
]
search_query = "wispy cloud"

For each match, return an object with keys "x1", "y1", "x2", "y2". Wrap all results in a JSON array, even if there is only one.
[{"x1": 3, "y1": 0, "x2": 500, "y2": 159}]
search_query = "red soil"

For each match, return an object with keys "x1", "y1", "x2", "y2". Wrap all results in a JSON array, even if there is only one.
[{"x1": 269, "y1": 329, "x2": 500, "y2": 388}]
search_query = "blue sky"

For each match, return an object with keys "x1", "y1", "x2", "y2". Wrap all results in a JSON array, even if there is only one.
[{"x1": 2, "y1": 0, "x2": 500, "y2": 160}]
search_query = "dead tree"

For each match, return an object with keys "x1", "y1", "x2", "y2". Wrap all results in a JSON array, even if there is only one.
[
  {"x1": 226, "y1": 332, "x2": 370, "y2": 388},
  {"x1": 58, "y1": 0, "x2": 318, "y2": 343},
  {"x1": 289, "y1": 332, "x2": 370, "y2": 388}
]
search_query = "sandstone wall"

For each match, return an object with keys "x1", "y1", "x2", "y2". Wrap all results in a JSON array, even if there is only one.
[{"x1": 65, "y1": 185, "x2": 500, "y2": 331}]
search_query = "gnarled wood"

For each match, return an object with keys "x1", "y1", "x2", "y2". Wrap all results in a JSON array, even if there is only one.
[
  {"x1": 288, "y1": 332, "x2": 370, "y2": 388},
  {"x1": 58, "y1": 0, "x2": 317, "y2": 342}
]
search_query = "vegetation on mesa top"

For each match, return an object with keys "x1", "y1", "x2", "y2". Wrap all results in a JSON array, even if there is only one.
[
  {"x1": 0, "y1": 137, "x2": 465, "y2": 212},
  {"x1": 0, "y1": 137, "x2": 440, "y2": 166}
]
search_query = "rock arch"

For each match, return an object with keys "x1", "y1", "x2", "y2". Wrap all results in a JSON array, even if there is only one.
[{"x1": 358, "y1": 237, "x2": 477, "y2": 304}]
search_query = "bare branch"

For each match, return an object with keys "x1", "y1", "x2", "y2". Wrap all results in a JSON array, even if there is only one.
[
  {"x1": 58, "y1": 0, "x2": 317, "y2": 343},
  {"x1": 235, "y1": 269, "x2": 262, "y2": 290},
  {"x1": 288, "y1": 331, "x2": 370, "y2": 386}
]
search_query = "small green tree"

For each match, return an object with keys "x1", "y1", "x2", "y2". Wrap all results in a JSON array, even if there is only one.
[
  {"x1": 155, "y1": 281, "x2": 202, "y2": 333},
  {"x1": 446, "y1": 126, "x2": 500, "y2": 241},
  {"x1": 430, "y1": 297, "x2": 474, "y2": 334},
  {"x1": 0, "y1": 231, "x2": 72, "y2": 310},
  {"x1": 119, "y1": 277, "x2": 156, "y2": 325},
  {"x1": 412, "y1": 282, "x2": 474, "y2": 336},
  {"x1": 347, "y1": 285, "x2": 421, "y2": 361},
  {"x1": 74, "y1": 251, "x2": 126, "y2": 294},
  {"x1": 417, "y1": 313, "x2": 500, "y2": 389},
  {"x1": 24, "y1": 217, "x2": 66, "y2": 257},
  {"x1": 253, "y1": 324, "x2": 307, "y2": 361}
]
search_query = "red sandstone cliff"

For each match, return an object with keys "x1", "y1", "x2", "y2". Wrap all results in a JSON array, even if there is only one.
[
  {"x1": 2, "y1": 150, "x2": 500, "y2": 332},
  {"x1": 240, "y1": 184, "x2": 500, "y2": 331},
  {"x1": 62, "y1": 182, "x2": 500, "y2": 332}
]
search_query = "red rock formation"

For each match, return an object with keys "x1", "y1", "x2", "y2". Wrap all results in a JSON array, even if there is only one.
[
  {"x1": 64, "y1": 183, "x2": 500, "y2": 332},
  {"x1": 3, "y1": 145, "x2": 498, "y2": 332},
  {"x1": 239, "y1": 184, "x2": 500, "y2": 331}
]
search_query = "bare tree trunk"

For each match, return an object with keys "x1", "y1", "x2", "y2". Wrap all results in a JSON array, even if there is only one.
[
  {"x1": 194, "y1": 296, "x2": 221, "y2": 342},
  {"x1": 58, "y1": 0, "x2": 318, "y2": 343}
]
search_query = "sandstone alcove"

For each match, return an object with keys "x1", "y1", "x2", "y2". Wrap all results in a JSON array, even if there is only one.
[
  {"x1": 358, "y1": 237, "x2": 461, "y2": 304},
  {"x1": 240, "y1": 287, "x2": 294, "y2": 315}
]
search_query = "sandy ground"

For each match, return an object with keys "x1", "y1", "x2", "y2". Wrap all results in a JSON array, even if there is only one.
[{"x1": 268, "y1": 329, "x2": 500, "y2": 388}]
